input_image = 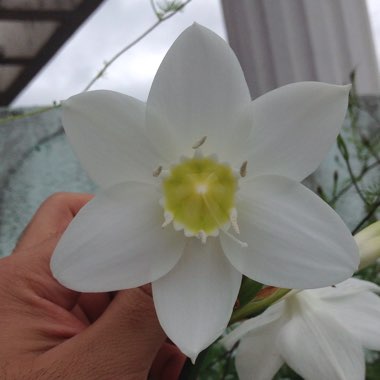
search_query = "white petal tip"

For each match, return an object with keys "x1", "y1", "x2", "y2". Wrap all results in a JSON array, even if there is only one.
[{"x1": 189, "y1": 352, "x2": 198, "y2": 364}]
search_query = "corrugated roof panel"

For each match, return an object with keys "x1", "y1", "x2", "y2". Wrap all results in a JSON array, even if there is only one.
[
  {"x1": 0, "y1": 0, "x2": 104, "y2": 105},
  {"x1": 0, "y1": 21, "x2": 58, "y2": 57}
]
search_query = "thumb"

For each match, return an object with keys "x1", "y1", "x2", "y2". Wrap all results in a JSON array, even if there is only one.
[{"x1": 42, "y1": 286, "x2": 166, "y2": 379}]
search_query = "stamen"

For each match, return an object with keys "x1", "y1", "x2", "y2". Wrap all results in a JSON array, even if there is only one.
[
  {"x1": 240, "y1": 161, "x2": 248, "y2": 177},
  {"x1": 193, "y1": 149, "x2": 203, "y2": 159},
  {"x1": 200, "y1": 194, "x2": 246, "y2": 247},
  {"x1": 162, "y1": 211, "x2": 174, "y2": 228},
  {"x1": 198, "y1": 230, "x2": 207, "y2": 244},
  {"x1": 222, "y1": 228, "x2": 248, "y2": 248},
  {"x1": 229, "y1": 208, "x2": 240, "y2": 234},
  {"x1": 153, "y1": 165, "x2": 163, "y2": 177},
  {"x1": 192, "y1": 136, "x2": 207, "y2": 149}
]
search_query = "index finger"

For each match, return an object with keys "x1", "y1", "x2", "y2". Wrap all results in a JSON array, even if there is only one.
[
  {"x1": 7, "y1": 192, "x2": 93, "y2": 311},
  {"x1": 14, "y1": 192, "x2": 93, "y2": 255}
]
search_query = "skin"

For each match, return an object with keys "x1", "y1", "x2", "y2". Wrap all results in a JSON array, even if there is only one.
[{"x1": 0, "y1": 192, "x2": 186, "y2": 379}]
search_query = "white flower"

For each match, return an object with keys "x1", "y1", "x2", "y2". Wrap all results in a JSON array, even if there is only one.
[
  {"x1": 51, "y1": 24, "x2": 359, "y2": 361},
  {"x1": 222, "y1": 278, "x2": 380, "y2": 380}
]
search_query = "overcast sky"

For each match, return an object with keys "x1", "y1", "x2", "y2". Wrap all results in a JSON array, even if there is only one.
[
  {"x1": 12, "y1": 0, "x2": 380, "y2": 107},
  {"x1": 13, "y1": 0, "x2": 225, "y2": 106}
]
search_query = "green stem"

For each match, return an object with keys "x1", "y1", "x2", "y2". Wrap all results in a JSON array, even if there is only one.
[
  {"x1": 352, "y1": 197, "x2": 380, "y2": 234},
  {"x1": 230, "y1": 288, "x2": 290, "y2": 324},
  {"x1": 330, "y1": 160, "x2": 379, "y2": 205},
  {"x1": 344, "y1": 155, "x2": 369, "y2": 206},
  {"x1": 0, "y1": 103, "x2": 61, "y2": 125}
]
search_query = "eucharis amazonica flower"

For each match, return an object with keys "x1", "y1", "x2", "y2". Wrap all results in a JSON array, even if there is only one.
[
  {"x1": 51, "y1": 24, "x2": 359, "y2": 360},
  {"x1": 222, "y1": 278, "x2": 380, "y2": 380}
]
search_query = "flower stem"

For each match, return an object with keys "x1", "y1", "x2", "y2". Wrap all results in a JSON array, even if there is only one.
[{"x1": 230, "y1": 288, "x2": 290, "y2": 324}]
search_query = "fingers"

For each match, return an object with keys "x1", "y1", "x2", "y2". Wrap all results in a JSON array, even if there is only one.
[
  {"x1": 42, "y1": 288, "x2": 166, "y2": 379},
  {"x1": 75, "y1": 292, "x2": 112, "y2": 323},
  {"x1": 14, "y1": 192, "x2": 93, "y2": 255},
  {"x1": 9, "y1": 193, "x2": 93, "y2": 311},
  {"x1": 150, "y1": 342, "x2": 187, "y2": 380}
]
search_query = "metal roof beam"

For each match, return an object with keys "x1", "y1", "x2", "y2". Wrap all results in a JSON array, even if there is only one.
[
  {"x1": 0, "y1": 0, "x2": 105, "y2": 106},
  {"x1": 0, "y1": 57, "x2": 33, "y2": 65},
  {"x1": 0, "y1": 10, "x2": 72, "y2": 21}
]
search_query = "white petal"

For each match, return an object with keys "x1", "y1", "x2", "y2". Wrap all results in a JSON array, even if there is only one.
[
  {"x1": 278, "y1": 296, "x2": 365, "y2": 380},
  {"x1": 63, "y1": 90, "x2": 163, "y2": 188},
  {"x1": 322, "y1": 290, "x2": 380, "y2": 351},
  {"x1": 221, "y1": 301, "x2": 285, "y2": 350},
  {"x1": 234, "y1": 319, "x2": 284, "y2": 380},
  {"x1": 152, "y1": 237, "x2": 242, "y2": 362},
  {"x1": 51, "y1": 182, "x2": 185, "y2": 291},
  {"x1": 307, "y1": 278, "x2": 380, "y2": 300},
  {"x1": 146, "y1": 24, "x2": 251, "y2": 163},
  {"x1": 221, "y1": 175, "x2": 359, "y2": 289},
  {"x1": 243, "y1": 82, "x2": 350, "y2": 181}
]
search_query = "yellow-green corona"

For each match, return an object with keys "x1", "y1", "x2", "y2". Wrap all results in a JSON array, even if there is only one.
[
  {"x1": 154, "y1": 136, "x2": 248, "y2": 246},
  {"x1": 162, "y1": 156, "x2": 237, "y2": 238}
]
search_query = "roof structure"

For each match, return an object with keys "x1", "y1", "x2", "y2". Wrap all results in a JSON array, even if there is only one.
[{"x1": 0, "y1": 0, "x2": 104, "y2": 106}]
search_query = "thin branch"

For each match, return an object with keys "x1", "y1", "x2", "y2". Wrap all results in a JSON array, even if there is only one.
[
  {"x1": 330, "y1": 160, "x2": 379, "y2": 205},
  {"x1": 0, "y1": 0, "x2": 192, "y2": 124},
  {"x1": 365, "y1": 137, "x2": 380, "y2": 165},
  {"x1": 0, "y1": 104, "x2": 61, "y2": 126},
  {"x1": 150, "y1": 0, "x2": 161, "y2": 19},
  {"x1": 336, "y1": 134, "x2": 369, "y2": 205},
  {"x1": 352, "y1": 197, "x2": 380, "y2": 234},
  {"x1": 344, "y1": 155, "x2": 370, "y2": 205},
  {"x1": 82, "y1": 0, "x2": 192, "y2": 92}
]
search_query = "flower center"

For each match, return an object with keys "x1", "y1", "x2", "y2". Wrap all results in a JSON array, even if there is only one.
[
  {"x1": 155, "y1": 137, "x2": 248, "y2": 246},
  {"x1": 162, "y1": 156, "x2": 237, "y2": 239}
]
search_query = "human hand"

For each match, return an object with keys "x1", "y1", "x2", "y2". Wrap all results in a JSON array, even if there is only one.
[{"x1": 0, "y1": 193, "x2": 185, "y2": 379}]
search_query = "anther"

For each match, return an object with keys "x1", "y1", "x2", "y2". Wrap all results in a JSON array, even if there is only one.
[
  {"x1": 240, "y1": 161, "x2": 248, "y2": 177},
  {"x1": 193, "y1": 149, "x2": 203, "y2": 159},
  {"x1": 192, "y1": 136, "x2": 207, "y2": 149},
  {"x1": 162, "y1": 211, "x2": 174, "y2": 228},
  {"x1": 153, "y1": 165, "x2": 163, "y2": 177},
  {"x1": 229, "y1": 208, "x2": 240, "y2": 234}
]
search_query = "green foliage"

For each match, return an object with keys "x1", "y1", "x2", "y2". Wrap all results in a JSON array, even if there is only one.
[
  {"x1": 237, "y1": 276, "x2": 263, "y2": 307},
  {"x1": 366, "y1": 352, "x2": 380, "y2": 380},
  {"x1": 181, "y1": 344, "x2": 239, "y2": 380}
]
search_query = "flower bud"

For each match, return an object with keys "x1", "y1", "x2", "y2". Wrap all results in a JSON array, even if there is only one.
[{"x1": 355, "y1": 221, "x2": 380, "y2": 269}]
